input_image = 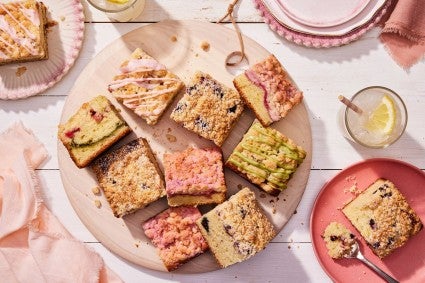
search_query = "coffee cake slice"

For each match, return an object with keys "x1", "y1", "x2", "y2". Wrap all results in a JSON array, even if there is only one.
[
  {"x1": 163, "y1": 146, "x2": 226, "y2": 207},
  {"x1": 233, "y1": 55, "x2": 302, "y2": 126},
  {"x1": 170, "y1": 71, "x2": 244, "y2": 146},
  {"x1": 0, "y1": 0, "x2": 48, "y2": 65},
  {"x1": 322, "y1": 222, "x2": 356, "y2": 259},
  {"x1": 108, "y1": 48, "x2": 184, "y2": 125},
  {"x1": 143, "y1": 206, "x2": 208, "y2": 271},
  {"x1": 226, "y1": 120, "x2": 306, "y2": 196},
  {"x1": 342, "y1": 179, "x2": 423, "y2": 258},
  {"x1": 91, "y1": 137, "x2": 165, "y2": 217},
  {"x1": 196, "y1": 187, "x2": 276, "y2": 268}
]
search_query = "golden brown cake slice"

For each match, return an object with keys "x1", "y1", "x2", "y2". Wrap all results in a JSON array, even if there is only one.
[
  {"x1": 170, "y1": 71, "x2": 244, "y2": 146},
  {"x1": 226, "y1": 120, "x2": 306, "y2": 196},
  {"x1": 163, "y1": 147, "x2": 226, "y2": 207},
  {"x1": 58, "y1": 95, "x2": 131, "y2": 168},
  {"x1": 108, "y1": 48, "x2": 184, "y2": 125},
  {"x1": 233, "y1": 55, "x2": 302, "y2": 126},
  {"x1": 0, "y1": 0, "x2": 48, "y2": 65},
  {"x1": 322, "y1": 222, "x2": 356, "y2": 259},
  {"x1": 196, "y1": 187, "x2": 276, "y2": 268},
  {"x1": 342, "y1": 179, "x2": 423, "y2": 258},
  {"x1": 91, "y1": 137, "x2": 165, "y2": 218}
]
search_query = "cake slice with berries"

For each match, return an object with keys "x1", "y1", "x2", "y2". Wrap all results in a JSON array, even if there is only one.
[
  {"x1": 163, "y1": 146, "x2": 226, "y2": 207},
  {"x1": 233, "y1": 55, "x2": 303, "y2": 126},
  {"x1": 196, "y1": 187, "x2": 276, "y2": 268},
  {"x1": 342, "y1": 179, "x2": 423, "y2": 258},
  {"x1": 58, "y1": 95, "x2": 131, "y2": 168},
  {"x1": 170, "y1": 71, "x2": 244, "y2": 146},
  {"x1": 322, "y1": 222, "x2": 356, "y2": 259},
  {"x1": 108, "y1": 48, "x2": 184, "y2": 125}
]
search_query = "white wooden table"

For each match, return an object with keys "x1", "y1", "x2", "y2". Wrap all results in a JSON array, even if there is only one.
[{"x1": 1, "y1": 1, "x2": 425, "y2": 282}]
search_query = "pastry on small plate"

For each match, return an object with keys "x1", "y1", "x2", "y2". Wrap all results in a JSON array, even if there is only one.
[
  {"x1": 163, "y1": 146, "x2": 226, "y2": 207},
  {"x1": 58, "y1": 95, "x2": 131, "y2": 168},
  {"x1": 91, "y1": 137, "x2": 165, "y2": 217},
  {"x1": 0, "y1": 0, "x2": 48, "y2": 65},
  {"x1": 108, "y1": 48, "x2": 184, "y2": 125},
  {"x1": 233, "y1": 55, "x2": 302, "y2": 126},
  {"x1": 170, "y1": 71, "x2": 244, "y2": 146}
]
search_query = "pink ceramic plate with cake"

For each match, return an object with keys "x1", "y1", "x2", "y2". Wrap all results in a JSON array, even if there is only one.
[{"x1": 311, "y1": 158, "x2": 425, "y2": 282}]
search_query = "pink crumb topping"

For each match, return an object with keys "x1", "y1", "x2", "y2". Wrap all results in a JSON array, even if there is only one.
[
  {"x1": 163, "y1": 147, "x2": 225, "y2": 196},
  {"x1": 142, "y1": 206, "x2": 208, "y2": 268}
]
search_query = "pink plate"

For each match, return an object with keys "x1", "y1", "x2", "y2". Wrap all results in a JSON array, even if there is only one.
[
  {"x1": 277, "y1": 0, "x2": 371, "y2": 28},
  {"x1": 310, "y1": 158, "x2": 425, "y2": 283},
  {"x1": 0, "y1": 0, "x2": 84, "y2": 100}
]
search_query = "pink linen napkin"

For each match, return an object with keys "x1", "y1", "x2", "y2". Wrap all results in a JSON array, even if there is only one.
[
  {"x1": 0, "y1": 122, "x2": 122, "y2": 283},
  {"x1": 380, "y1": 0, "x2": 425, "y2": 68}
]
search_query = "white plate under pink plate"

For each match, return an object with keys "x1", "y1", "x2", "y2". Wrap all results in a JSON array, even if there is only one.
[{"x1": 0, "y1": 0, "x2": 84, "y2": 100}]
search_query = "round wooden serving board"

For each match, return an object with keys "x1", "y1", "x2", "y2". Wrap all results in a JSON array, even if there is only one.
[{"x1": 58, "y1": 20, "x2": 312, "y2": 273}]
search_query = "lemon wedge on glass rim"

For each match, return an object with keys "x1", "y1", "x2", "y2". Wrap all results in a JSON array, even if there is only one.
[{"x1": 365, "y1": 95, "x2": 396, "y2": 134}]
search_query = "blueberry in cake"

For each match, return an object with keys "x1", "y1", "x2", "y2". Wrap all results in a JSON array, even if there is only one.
[
  {"x1": 342, "y1": 178, "x2": 423, "y2": 258},
  {"x1": 0, "y1": 0, "x2": 48, "y2": 65},
  {"x1": 108, "y1": 48, "x2": 184, "y2": 125},
  {"x1": 196, "y1": 187, "x2": 276, "y2": 268},
  {"x1": 142, "y1": 206, "x2": 209, "y2": 271},
  {"x1": 322, "y1": 222, "x2": 356, "y2": 259},
  {"x1": 226, "y1": 120, "x2": 306, "y2": 196},
  {"x1": 58, "y1": 95, "x2": 131, "y2": 168},
  {"x1": 233, "y1": 55, "x2": 303, "y2": 126},
  {"x1": 170, "y1": 71, "x2": 244, "y2": 147},
  {"x1": 163, "y1": 146, "x2": 226, "y2": 207},
  {"x1": 91, "y1": 137, "x2": 166, "y2": 218}
]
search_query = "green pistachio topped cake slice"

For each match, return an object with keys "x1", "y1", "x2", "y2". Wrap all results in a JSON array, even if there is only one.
[{"x1": 226, "y1": 120, "x2": 306, "y2": 196}]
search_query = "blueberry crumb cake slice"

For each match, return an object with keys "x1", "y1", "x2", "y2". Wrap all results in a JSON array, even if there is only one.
[{"x1": 322, "y1": 222, "x2": 356, "y2": 259}]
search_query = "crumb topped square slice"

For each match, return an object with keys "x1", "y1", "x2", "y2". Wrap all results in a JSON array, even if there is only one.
[
  {"x1": 196, "y1": 187, "x2": 276, "y2": 268},
  {"x1": 170, "y1": 71, "x2": 244, "y2": 146},
  {"x1": 91, "y1": 137, "x2": 165, "y2": 218},
  {"x1": 226, "y1": 120, "x2": 306, "y2": 196},
  {"x1": 143, "y1": 206, "x2": 208, "y2": 271},
  {"x1": 163, "y1": 146, "x2": 226, "y2": 207},
  {"x1": 108, "y1": 48, "x2": 184, "y2": 125},
  {"x1": 0, "y1": 0, "x2": 48, "y2": 65},
  {"x1": 58, "y1": 95, "x2": 131, "y2": 168},
  {"x1": 233, "y1": 54, "x2": 302, "y2": 126},
  {"x1": 342, "y1": 179, "x2": 423, "y2": 258}
]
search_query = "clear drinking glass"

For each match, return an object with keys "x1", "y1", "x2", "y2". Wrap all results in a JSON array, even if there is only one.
[
  {"x1": 338, "y1": 86, "x2": 408, "y2": 148},
  {"x1": 87, "y1": 0, "x2": 145, "y2": 22}
]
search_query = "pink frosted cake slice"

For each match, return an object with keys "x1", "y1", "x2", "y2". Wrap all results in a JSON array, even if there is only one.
[
  {"x1": 233, "y1": 55, "x2": 303, "y2": 126},
  {"x1": 163, "y1": 147, "x2": 226, "y2": 207},
  {"x1": 142, "y1": 206, "x2": 209, "y2": 271},
  {"x1": 108, "y1": 48, "x2": 184, "y2": 125}
]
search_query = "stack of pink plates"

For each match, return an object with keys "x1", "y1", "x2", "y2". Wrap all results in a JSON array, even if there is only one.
[{"x1": 254, "y1": 0, "x2": 392, "y2": 47}]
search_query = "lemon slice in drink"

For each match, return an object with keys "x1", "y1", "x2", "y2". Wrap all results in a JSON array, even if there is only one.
[
  {"x1": 107, "y1": 0, "x2": 129, "y2": 4},
  {"x1": 365, "y1": 95, "x2": 396, "y2": 134}
]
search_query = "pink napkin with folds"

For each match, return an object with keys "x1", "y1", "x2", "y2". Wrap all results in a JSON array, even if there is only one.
[
  {"x1": 380, "y1": 0, "x2": 425, "y2": 68},
  {"x1": 0, "y1": 122, "x2": 122, "y2": 283}
]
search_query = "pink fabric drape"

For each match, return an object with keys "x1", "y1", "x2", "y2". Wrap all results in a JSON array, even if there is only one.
[{"x1": 0, "y1": 122, "x2": 122, "y2": 283}]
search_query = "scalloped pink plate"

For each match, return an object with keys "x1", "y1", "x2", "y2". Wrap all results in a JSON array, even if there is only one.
[
  {"x1": 277, "y1": 0, "x2": 370, "y2": 28},
  {"x1": 0, "y1": 0, "x2": 84, "y2": 100},
  {"x1": 311, "y1": 158, "x2": 425, "y2": 283}
]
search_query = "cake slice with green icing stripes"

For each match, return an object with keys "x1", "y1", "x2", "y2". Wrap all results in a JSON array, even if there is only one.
[{"x1": 226, "y1": 120, "x2": 306, "y2": 196}]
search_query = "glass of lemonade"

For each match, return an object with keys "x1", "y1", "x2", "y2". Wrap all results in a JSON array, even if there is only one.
[
  {"x1": 339, "y1": 86, "x2": 407, "y2": 148},
  {"x1": 87, "y1": 0, "x2": 145, "y2": 22}
]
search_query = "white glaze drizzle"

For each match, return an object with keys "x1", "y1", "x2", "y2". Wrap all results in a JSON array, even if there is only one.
[
  {"x1": 0, "y1": 4, "x2": 36, "y2": 40},
  {"x1": 18, "y1": 3, "x2": 40, "y2": 26},
  {"x1": 0, "y1": 15, "x2": 36, "y2": 55}
]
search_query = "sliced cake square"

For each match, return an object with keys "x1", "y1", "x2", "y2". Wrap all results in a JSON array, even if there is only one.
[
  {"x1": 142, "y1": 206, "x2": 209, "y2": 271},
  {"x1": 196, "y1": 187, "x2": 276, "y2": 268},
  {"x1": 91, "y1": 137, "x2": 165, "y2": 218},
  {"x1": 0, "y1": 0, "x2": 48, "y2": 65},
  {"x1": 170, "y1": 71, "x2": 244, "y2": 146},
  {"x1": 108, "y1": 48, "x2": 184, "y2": 125},
  {"x1": 342, "y1": 179, "x2": 423, "y2": 258},
  {"x1": 58, "y1": 95, "x2": 131, "y2": 168},
  {"x1": 163, "y1": 146, "x2": 226, "y2": 207},
  {"x1": 233, "y1": 55, "x2": 303, "y2": 126},
  {"x1": 225, "y1": 120, "x2": 306, "y2": 196}
]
